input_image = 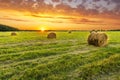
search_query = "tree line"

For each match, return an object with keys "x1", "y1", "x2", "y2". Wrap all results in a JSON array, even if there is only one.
[{"x1": 0, "y1": 24, "x2": 18, "y2": 31}]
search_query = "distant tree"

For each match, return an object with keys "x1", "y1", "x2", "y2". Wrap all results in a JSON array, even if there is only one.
[{"x1": 0, "y1": 24, "x2": 19, "y2": 31}]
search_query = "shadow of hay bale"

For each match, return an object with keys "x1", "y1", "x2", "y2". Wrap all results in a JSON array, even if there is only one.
[
  {"x1": 11, "y1": 32, "x2": 17, "y2": 36},
  {"x1": 88, "y1": 32, "x2": 108, "y2": 47},
  {"x1": 47, "y1": 32, "x2": 56, "y2": 39}
]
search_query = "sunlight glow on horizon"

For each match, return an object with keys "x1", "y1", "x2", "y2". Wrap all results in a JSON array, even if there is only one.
[
  {"x1": 0, "y1": 9, "x2": 120, "y2": 30},
  {"x1": 40, "y1": 27, "x2": 46, "y2": 32},
  {"x1": 0, "y1": 0, "x2": 120, "y2": 30}
]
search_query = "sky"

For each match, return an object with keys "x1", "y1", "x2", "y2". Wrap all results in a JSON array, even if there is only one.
[{"x1": 0, "y1": 0, "x2": 120, "y2": 30}]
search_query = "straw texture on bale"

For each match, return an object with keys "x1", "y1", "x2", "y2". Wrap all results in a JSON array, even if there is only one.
[
  {"x1": 11, "y1": 32, "x2": 17, "y2": 36},
  {"x1": 47, "y1": 32, "x2": 56, "y2": 39},
  {"x1": 88, "y1": 32, "x2": 108, "y2": 47},
  {"x1": 90, "y1": 30, "x2": 97, "y2": 33}
]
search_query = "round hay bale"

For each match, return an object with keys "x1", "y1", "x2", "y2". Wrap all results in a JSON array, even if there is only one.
[
  {"x1": 47, "y1": 32, "x2": 56, "y2": 39},
  {"x1": 11, "y1": 32, "x2": 17, "y2": 36},
  {"x1": 88, "y1": 32, "x2": 108, "y2": 47},
  {"x1": 90, "y1": 30, "x2": 97, "y2": 33},
  {"x1": 68, "y1": 30, "x2": 72, "y2": 34}
]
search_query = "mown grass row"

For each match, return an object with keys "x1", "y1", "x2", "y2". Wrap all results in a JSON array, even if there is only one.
[
  {"x1": 0, "y1": 39, "x2": 81, "y2": 54},
  {"x1": 0, "y1": 42, "x2": 87, "y2": 64},
  {"x1": 67, "y1": 53, "x2": 120, "y2": 80},
  {"x1": 3, "y1": 51, "x2": 118, "y2": 80}
]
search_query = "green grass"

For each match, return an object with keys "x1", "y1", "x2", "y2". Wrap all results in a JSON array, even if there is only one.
[{"x1": 0, "y1": 31, "x2": 120, "y2": 80}]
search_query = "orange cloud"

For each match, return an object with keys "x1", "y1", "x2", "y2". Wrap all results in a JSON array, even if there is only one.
[{"x1": 0, "y1": 0, "x2": 120, "y2": 30}]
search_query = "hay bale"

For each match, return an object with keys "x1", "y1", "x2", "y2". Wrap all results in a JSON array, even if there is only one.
[
  {"x1": 68, "y1": 30, "x2": 72, "y2": 33},
  {"x1": 47, "y1": 32, "x2": 56, "y2": 39},
  {"x1": 90, "y1": 30, "x2": 97, "y2": 33},
  {"x1": 88, "y1": 32, "x2": 108, "y2": 47},
  {"x1": 11, "y1": 32, "x2": 17, "y2": 36}
]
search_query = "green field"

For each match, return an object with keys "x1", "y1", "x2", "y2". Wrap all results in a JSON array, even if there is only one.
[{"x1": 0, "y1": 31, "x2": 120, "y2": 80}]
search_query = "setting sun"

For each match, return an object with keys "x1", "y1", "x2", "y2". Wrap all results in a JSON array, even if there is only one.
[{"x1": 40, "y1": 27, "x2": 46, "y2": 32}]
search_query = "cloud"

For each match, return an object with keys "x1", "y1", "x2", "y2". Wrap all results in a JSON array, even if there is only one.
[
  {"x1": 29, "y1": 13, "x2": 102, "y2": 24},
  {"x1": 0, "y1": 17, "x2": 30, "y2": 22},
  {"x1": 111, "y1": 0, "x2": 120, "y2": 3},
  {"x1": 0, "y1": 0, "x2": 120, "y2": 19},
  {"x1": 31, "y1": 14, "x2": 54, "y2": 18},
  {"x1": 51, "y1": 0, "x2": 60, "y2": 2},
  {"x1": 80, "y1": 18, "x2": 100, "y2": 23},
  {"x1": 70, "y1": 18, "x2": 103, "y2": 24}
]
